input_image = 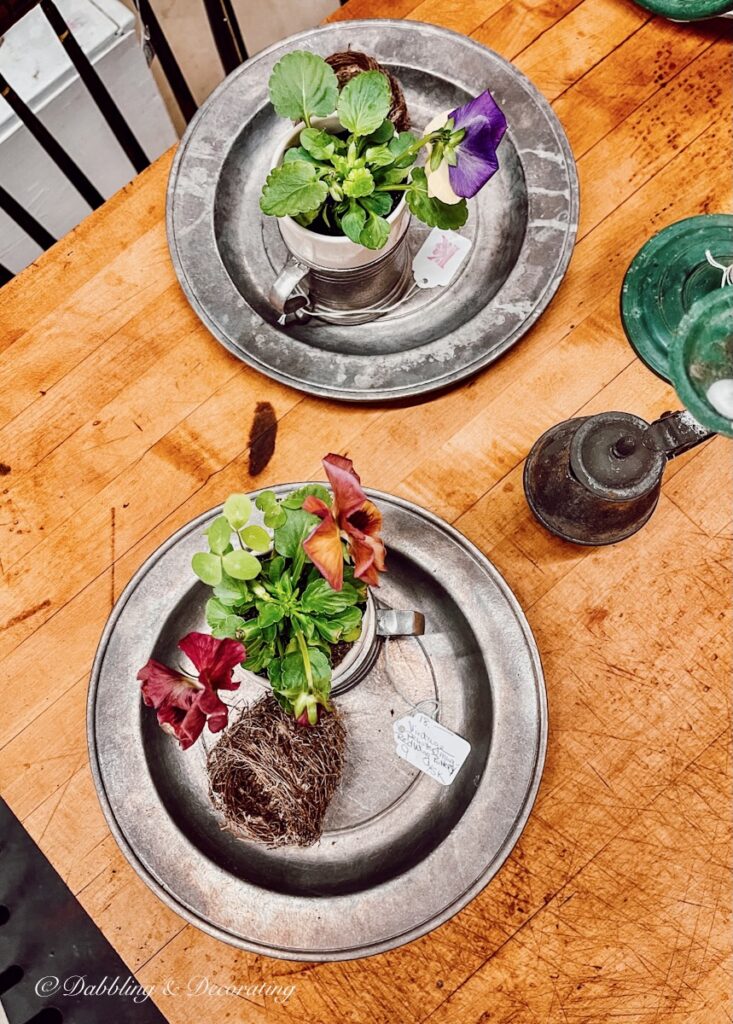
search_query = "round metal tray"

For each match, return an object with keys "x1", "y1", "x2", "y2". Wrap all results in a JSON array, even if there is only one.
[
  {"x1": 167, "y1": 20, "x2": 578, "y2": 402},
  {"x1": 88, "y1": 488, "x2": 547, "y2": 960}
]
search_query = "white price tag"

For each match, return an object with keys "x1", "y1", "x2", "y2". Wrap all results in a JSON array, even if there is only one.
[
  {"x1": 393, "y1": 711, "x2": 471, "y2": 786},
  {"x1": 412, "y1": 228, "x2": 472, "y2": 288}
]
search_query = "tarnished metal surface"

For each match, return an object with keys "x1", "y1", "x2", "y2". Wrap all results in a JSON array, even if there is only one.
[
  {"x1": 166, "y1": 20, "x2": 578, "y2": 402},
  {"x1": 524, "y1": 412, "x2": 715, "y2": 546},
  {"x1": 88, "y1": 488, "x2": 547, "y2": 960},
  {"x1": 524, "y1": 416, "x2": 663, "y2": 545}
]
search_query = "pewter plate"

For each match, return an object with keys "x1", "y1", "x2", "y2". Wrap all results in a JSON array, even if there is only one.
[
  {"x1": 88, "y1": 489, "x2": 547, "y2": 960},
  {"x1": 167, "y1": 20, "x2": 578, "y2": 402}
]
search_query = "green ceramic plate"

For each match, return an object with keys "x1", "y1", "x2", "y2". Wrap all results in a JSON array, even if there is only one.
[
  {"x1": 632, "y1": 0, "x2": 733, "y2": 18},
  {"x1": 621, "y1": 214, "x2": 733, "y2": 381},
  {"x1": 670, "y1": 289, "x2": 733, "y2": 439}
]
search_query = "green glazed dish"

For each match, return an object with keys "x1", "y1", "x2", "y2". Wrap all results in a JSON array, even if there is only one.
[
  {"x1": 621, "y1": 214, "x2": 733, "y2": 381},
  {"x1": 670, "y1": 289, "x2": 733, "y2": 439},
  {"x1": 632, "y1": 0, "x2": 733, "y2": 18}
]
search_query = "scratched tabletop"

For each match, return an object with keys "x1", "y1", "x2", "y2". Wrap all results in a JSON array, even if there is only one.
[{"x1": 1, "y1": 1, "x2": 731, "y2": 1021}]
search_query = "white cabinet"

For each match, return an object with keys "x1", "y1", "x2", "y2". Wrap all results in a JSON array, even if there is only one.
[{"x1": 0, "y1": 0, "x2": 177, "y2": 274}]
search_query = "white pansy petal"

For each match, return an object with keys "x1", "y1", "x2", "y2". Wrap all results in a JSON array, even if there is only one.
[
  {"x1": 425, "y1": 158, "x2": 462, "y2": 205},
  {"x1": 423, "y1": 111, "x2": 451, "y2": 135}
]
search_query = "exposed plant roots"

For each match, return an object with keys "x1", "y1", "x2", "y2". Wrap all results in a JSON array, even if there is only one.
[
  {"x1": 207, "y1": 695, "x2": 346, "y2": 848},
  {"x1": 326, "y1": 50, "x2": 410, "y2": 131}
]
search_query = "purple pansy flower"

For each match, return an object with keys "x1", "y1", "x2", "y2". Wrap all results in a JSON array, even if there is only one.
[{"x1": 447, "y1": 90, "x2": 507, "y2": 198}]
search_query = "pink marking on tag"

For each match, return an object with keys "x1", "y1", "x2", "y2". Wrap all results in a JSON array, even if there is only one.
[{"x1": 427, "y1": 236, "x2": 460, "y2": 269}]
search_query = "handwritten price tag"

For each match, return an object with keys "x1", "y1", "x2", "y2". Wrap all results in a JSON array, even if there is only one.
[
  {"x1": 412, "y1": 228, "x2": 472, "y2": 288},
  {"x1": 393, "y1": 711, "x2": 471, "y2": 786}
]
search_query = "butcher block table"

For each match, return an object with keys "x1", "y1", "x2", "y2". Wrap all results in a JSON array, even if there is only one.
[{"x1": 1, "y1": 1, "x2": 731, "y2": 1021}]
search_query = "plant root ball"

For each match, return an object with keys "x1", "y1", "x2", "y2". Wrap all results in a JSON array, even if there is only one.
[
  {"x1": 207, "y1": 695, "x2": 346, "y2": 848},
  {"x1": 326, "y1": 50, "x2": 410, "y2": 132}
]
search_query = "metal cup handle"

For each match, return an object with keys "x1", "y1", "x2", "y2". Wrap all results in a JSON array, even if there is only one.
[
  {"x1": 375, "y1": 608, "x2": 425, "y2": 637},
  {"x1": 268, "y1": 257, "x2": 311, "y2": 316}
]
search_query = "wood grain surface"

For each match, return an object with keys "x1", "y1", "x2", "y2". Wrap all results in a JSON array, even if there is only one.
[{"x1": 1, "y1": 1, "x2": 731, "y2": 1021}]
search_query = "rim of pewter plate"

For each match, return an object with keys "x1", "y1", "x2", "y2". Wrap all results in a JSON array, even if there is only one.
[
  {"x1": 620, "y1": 214, "x2": 733, "y2": 383},
  {"x1": 88, "y1": 487, "x2": 547, "y2": 961},
  {"x1": 166, "y1": 19, "x2": 578, "y2": 403}
]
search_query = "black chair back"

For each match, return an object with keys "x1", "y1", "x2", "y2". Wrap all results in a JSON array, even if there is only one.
[{"x1": 0, "y1": 0, "x2": 250, "y2": 283}]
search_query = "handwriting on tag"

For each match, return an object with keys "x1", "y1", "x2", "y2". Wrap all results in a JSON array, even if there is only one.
[
  {"x1": 412, "y1": 228, "x2": 472, "y2": 289},
  {"x1": 393, "y1": 711, "x2": 471, "y2": 786}
]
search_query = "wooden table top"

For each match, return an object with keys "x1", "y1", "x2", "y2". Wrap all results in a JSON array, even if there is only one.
[{"x1": 1, "y1": 1, "x2": 731, "y2": 1021}]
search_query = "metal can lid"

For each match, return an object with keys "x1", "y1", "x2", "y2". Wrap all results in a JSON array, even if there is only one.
[{"x1": 570, "y1": 412, "x2": 666, "y2": 501}]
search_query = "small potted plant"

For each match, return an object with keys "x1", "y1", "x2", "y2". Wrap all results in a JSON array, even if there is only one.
[
  {"x1": 263, "y1": 49, "x2": 507, "y2": 318},
  {"x1": 136, "y1": 454, "x2": 421, "y2": 847}
]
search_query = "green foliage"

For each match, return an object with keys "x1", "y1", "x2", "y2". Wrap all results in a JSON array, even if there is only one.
[
  {"x1": 222, "y1": 494, "x2": 252, "y2": 530},
  {"x1": 261, "y1": 50, "x2": 482, "y2": 248},
  {"x1": 260, "y1": 161, "x2": 329, "y2": 218},
  {"x1": 268, "y1": 51, "x2": 338, "y2": 125},
  {"x1": 222, "y1": 549, "x2": 262, "y2": 580},
  {"x1": 193, "y1": 485, "x2": 365, "y2": 720},
  {"x1": 300, "y1": 127, "x2": 340, "y2": 160},
  {"x1": 405, "y1": 167, "x2": 469, "y2": 229},
  {"x1": 359, "y1": 213, "x2": 390, "y2": 250},
  {"x1": 340, "y1": 201, "x2": 366, "y2": 244},
  {"x1": 343, "y1": 167, "x2": 375, "y2": 198},
  {"x1": 337, "y1": 70, "x2": 392, "y2": 136},
  {"x1": 192, "y1": 551, "x2": 222, "y2": 586},
  {"x1": 274, "y1": 507, "x2": 320, "y2": 560}
]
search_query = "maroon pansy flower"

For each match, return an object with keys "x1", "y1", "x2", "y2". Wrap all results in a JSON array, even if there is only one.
[{"x1": 137, "y1": 632, "x2": 245, "y2": 750}]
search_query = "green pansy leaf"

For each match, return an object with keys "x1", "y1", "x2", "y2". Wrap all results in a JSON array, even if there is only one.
[
  {"x1": 365, "y1": 118, "x2": 395, "y2": 145},
  {"x1": 300, "y1": 617, "x2": 316, "y2": 643},
  {"x1": 364, "y1": 144, "x2": 395, "y2": 168},
  {"x1": 279, "y1": 651, "x2": 309, "y2": 693},
  {"x1": 337, "y1": 70, "x2": 392, "y2": 137},
  {"x1": 264, "y1": 506, "x2": 288, "y2": 529},
  {"x1": 223, "y1": 493, "x2": 252, "y2": 530},
  {"x1": 389, "y1": 131, "x2": 418, "y2": 167},
  {"x1": 268, "y1": 658, "x2": 283, "y2": 689},
  {"x1": 283, "y1": 145, "x2": 322, "y2": 167},
  {"x1": 341, "y1": 200, "x2": 367, "y2": 244},
  {"x1": 359, "y1": 212, "x2": 390, "y2": 250},
  {"x1": 274, "y1": 507, "x2": 320, "y2": 559},
  {"x1": 212, "y1": 571, "x2": 250, "y2": 607},
  {"x1": 308, "y1": 648, "x2": 332, "y2": 696},
  {"x1": 281, "y1": 484, "x2": 331, "y2": 510},
  {"x1": 192, "y1": 551, "x2": 222, "y2": 586},
  {"x1": 301, "y1": 578, "x2": 361, "y2": 615},
  {"x1": 294, "y1": 208, "x2": 320, "y2": 228},
  {"x1": 268, "y1": 51, "x2": 338, "y2": 124},
  {"x1": 205, "y1": 597, "x2": 231, "y2": 627},
  {"x1": 330, "y1": 605, "x2": 363, "y2": 633},
  {"x1": 300, "y1": 127, "x2": 337, "y2": 160},
  {"x1": 260, "y1": 161, "x2": 329, "y2": 218},
  {"x1": 406, "y1": 167, "x2": 468, "y2": 229},
  {"x1": 206, "y1": 515, "x2": 231, "y2": 555},
  {"x1": 255, "y1": 490, "x2": 278, "y2": 511},
  {"x1": 257, "y1": 603, "x2": 285, "y2": 628},
  {"x1": 222, "y1": 549, "x2": 262, "y2": 581},
  {"x1": 211, "y1": 614, "x2": 245, "y2": 640},
  {"x1": 343, "y1": 167, "x2": 375, "y2": 198},
  {"x1": 376, "y1": 166, "x2": 411, "y2": 185},
  {"x1": 241, "y1": 525, "x2": 271, "y2": 552},
  {"x1": 268, "y1": 555, "x2": 286, "y2": 582},
  {"x1": 313, "y1": 617, "x2": 342, "y2": 644},
  {"x1": 359, "y1": 192, "x2": 392, "y2": 216}
]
